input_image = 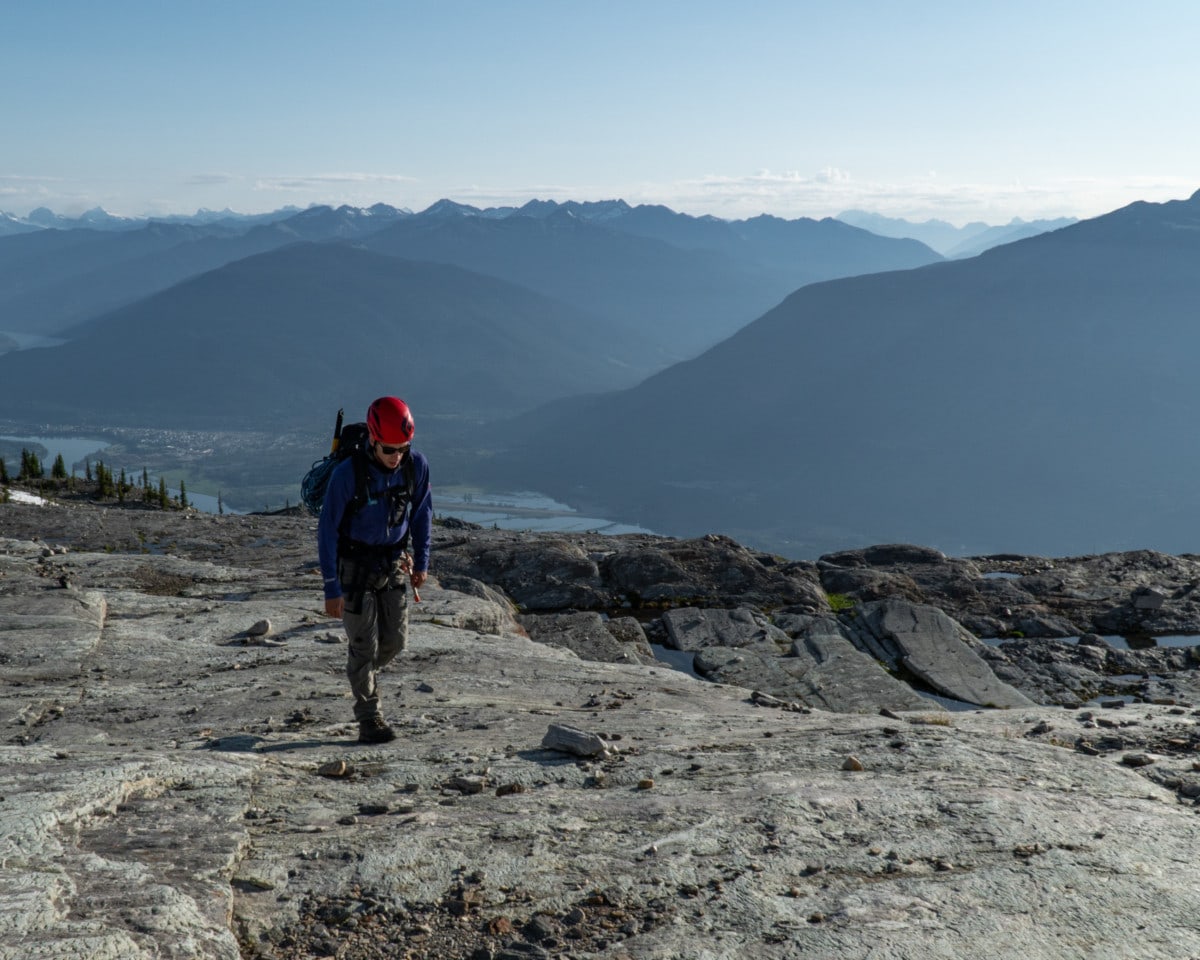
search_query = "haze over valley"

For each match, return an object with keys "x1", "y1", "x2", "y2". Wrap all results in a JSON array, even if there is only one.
[{"x1": 4, "y1": 189, "x2": 1199, "y2": 559}]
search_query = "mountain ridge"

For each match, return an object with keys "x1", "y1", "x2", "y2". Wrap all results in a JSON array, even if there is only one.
[
  {"x1": 837, "y1": 208, "x2": 1078, "y2": 256},
  {"x1": 486, "y1": 189, "x2": 1200, "y2": 558},
  {"x1": 0, "y1": 241, "x2": 654, "y2": 432}
]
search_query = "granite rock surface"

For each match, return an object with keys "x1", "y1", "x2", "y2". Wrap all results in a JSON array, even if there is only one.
[{"x1": 4, "y1": 499, "x2": 1200, "y2": 958}]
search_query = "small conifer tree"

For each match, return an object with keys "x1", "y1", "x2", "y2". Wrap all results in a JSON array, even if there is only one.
[
  {"x1": 0, "y1": 457, "x2": 8, "y2": 485},
  {"x1": 158, "y1": 476, "x2": 169, "y2": 509},
  {"x1": 85, "y1": 459, "x2": 92, "y2": 482},
  {"x1": 217, "y1": 491, "x2": 224, "y2": 515},
  {"x1": 51, "y1": 454, "x2": 67, "y2": 480},
  {"x1": 179, "y1": 479, "x2": 188, "y2": 509},
  {"x1": 117, "y1": 468, "x2": 127, "y2": 503},
  {"x1": 94, "y1": 461, "x2": 112, "y2": 499},
  {"x1": 20, "y1": 449, "x2": 44, "y2": 480}
]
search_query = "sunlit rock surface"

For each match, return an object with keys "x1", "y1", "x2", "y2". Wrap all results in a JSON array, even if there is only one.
[{"x1": 4, "y1": 500, "x2": 1200, "y2": 958}]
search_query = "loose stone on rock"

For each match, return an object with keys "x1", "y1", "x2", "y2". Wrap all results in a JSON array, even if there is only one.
[
  {"x1": 495, "y1": 783, "x2": 526, "y2": 797},
  {"x1": 541, "y1": 722, "x2": 614, "y2": 758},
  {"x1": 444, "y1": 775, "x2": 487, "y2": 794}
]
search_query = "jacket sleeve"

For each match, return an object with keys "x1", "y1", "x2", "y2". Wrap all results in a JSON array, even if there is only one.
[
  {"x1": 409, "y1": 453, "x2": 433, "y2": 573},
  {"x1": 317, "y1": 461, "x2": 354, "y2": 600}
]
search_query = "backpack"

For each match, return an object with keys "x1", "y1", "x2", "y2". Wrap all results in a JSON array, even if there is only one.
[{"x1": 301, "y1": 409, "x2": 415, "y2": 533}]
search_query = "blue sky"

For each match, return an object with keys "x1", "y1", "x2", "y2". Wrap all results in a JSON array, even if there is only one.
[{"x1": 4, "y1": 0, "x2": 1198, "y2": 225}]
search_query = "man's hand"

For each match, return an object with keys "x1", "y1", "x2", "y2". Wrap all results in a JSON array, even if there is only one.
[
  {"x1": 411, "y1": 570, "x2": 427, "y2": 590},
  {"x1": 325, "y1": 597, "x2": 344, "y2": 619}
]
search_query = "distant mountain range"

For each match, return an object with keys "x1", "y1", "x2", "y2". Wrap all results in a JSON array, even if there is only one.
[
  {"x1": 0, "y1": 205, "x2": 414, "y2": 336},
  {"x1": 0, "y1": 205, "x2": 306, "y2": 235},
  {"x1": 488, "y1": 190, "x2": 1200, "y2": 559},
  {"x1": 0, "y1": 197, "x2": 942, "y2": 433},
  {"x1": 0, "y1": 242, "x2": 650, "y2": 431},
  {"x1": 358, "y1": 202, "x2": 938, "y2": 358},
  {"x1": 0, "y1": 190, "x2": 1170, "y2": 559},
  {"x1": 0, "y1": 199, "x2": 940, "y2": 354},
  {"x1": 837, "y1": 209, "x2": 1077, "y2": 257}
]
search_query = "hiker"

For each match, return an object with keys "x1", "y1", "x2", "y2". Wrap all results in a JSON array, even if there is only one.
[{"x1": 317, "y1": 396, "x2": 432, "y2": 744}]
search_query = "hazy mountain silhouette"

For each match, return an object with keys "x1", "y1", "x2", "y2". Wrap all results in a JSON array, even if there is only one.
[
  {"x1": 4, "y1": 205, "x2": 302, "y2": 232},
  {"x1": 360, "y1": 204, "x2": 940, "y2": 359},
  {"x1": 0, "y1": 213, "x2": 41, "y2": 237},
  {"x1": 0, "y1": 200, "x2": 937, "y2": 362},
  {"x1": 488, "y1": 190, "x2": 1200, "y2": 559},
  {"x1": 513, "y1": 198, "x2": 941, "y2": 282},
  {"x1": 360, "y1": 209, "x2": 771, "y2": 359},
  {"x1": 24, "y1": 206, "x2": 144, "y2": 231},
  {"x1": 837, "y1": 209, "x2": 1075, "y2": 257},
  {"x1": 836, "y1": 209, "x2": 989, "y2": 255},
  {"x1": 0, "y1": 205, "x2": 410, "y2": 336},
  {"x1": 0, "y1": 242, "x2": 653, "y2": 432},
  {"x1": 566, "y1": 201, "x2": 936, "y2": 276},
  {"x1": 942, "y1": 217, "x2": 1077, "y2": 258}
]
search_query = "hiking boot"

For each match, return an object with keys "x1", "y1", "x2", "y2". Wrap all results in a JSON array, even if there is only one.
[{"x1": 358, "y1": 715, "x2": 396, "y2": 744}]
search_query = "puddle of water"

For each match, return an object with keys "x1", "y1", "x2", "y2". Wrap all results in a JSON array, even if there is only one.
[
  {"x1": 650, "y1": 644, "x2": 700, "y2": 679},
  {"x1": 915, "y1": 690, "x2": 981, "y2": 712},
  {"x1": 982, "y1": 634, "x2": 1200, "y2": 651},
  {"x1": 1154, "y1": 635, "x2": 1200, "y2": 648}
]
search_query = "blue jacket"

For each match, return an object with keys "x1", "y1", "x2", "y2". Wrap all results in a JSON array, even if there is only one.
[{"x1": 317, "y1": 449, "x2": 432, "y2": 600}]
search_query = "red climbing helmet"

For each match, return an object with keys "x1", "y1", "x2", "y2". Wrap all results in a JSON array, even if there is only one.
[{"x1": 366, "y1": 396, "x2": 415, "y2": 445}]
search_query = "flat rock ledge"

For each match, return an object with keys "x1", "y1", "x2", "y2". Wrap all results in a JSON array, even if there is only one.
[{"x1": 5, "y1": 501, "x2": 1200, "y2": 958}]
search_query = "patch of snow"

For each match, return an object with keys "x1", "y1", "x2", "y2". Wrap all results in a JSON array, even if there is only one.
[{"x1": 6, "y1": 490, "x2": 47, "y2": 506}]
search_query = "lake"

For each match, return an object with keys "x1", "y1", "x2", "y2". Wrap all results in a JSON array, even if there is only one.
[
  {"x1": 436, "y1": 489, "x2": 655, "y2": 536},
  {"x1": 0, "y1": 331, "x2": 66, "y2": 351},
  {"x1": 1, "y1": 435, "x2": 643, "y2": 530},
  {"x1": 0, "y1": 434, "x2": 111, "y2": 473},
  {"x1": 1, "y1": 433, "x2": 230, "y2": 515}
]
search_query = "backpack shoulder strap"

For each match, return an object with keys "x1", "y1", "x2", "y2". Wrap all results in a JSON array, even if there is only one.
[
  {"x1": 337, "y1": 449, "x2": 373, "y2": 536},
  {"x1": 392, "y1": 456, "x2": 416, "y2": 530}
]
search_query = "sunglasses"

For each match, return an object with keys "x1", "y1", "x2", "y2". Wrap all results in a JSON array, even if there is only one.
[{"x1": 376, "y1": 442, "x2": 411, "y2": 456}]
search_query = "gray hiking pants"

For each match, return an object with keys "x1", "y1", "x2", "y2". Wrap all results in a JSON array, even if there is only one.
[{"x1": 338, "y1": 553, "x2": 410, "y2": 722}]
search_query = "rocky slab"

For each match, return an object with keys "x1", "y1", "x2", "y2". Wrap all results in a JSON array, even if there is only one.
[{"x1": 5, "y1": 502, "x2": 1200, "y2": 958}]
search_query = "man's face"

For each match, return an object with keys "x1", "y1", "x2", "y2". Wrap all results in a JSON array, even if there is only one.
[{"x1": 373, "y1": 440, "x2": 409, "y2": 470}]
